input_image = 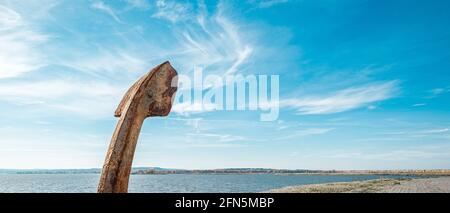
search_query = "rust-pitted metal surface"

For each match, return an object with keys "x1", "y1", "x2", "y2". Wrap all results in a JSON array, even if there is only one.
[{"x1": 98, "y1": 61, "x2": 178, "y2": 193}]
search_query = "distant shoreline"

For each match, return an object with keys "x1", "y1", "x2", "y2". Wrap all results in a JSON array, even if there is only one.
[
  {"x1": 1, "y1": 168, "x2": 449, "y2": 176},
  {"x1": 132, "y1": 169, "x2": 450, "y2": 176}
]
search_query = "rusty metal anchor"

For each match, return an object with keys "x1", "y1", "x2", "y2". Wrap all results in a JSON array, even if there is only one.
[{"x1": 98, "y1": 61, "x2": 178, "y2": 193}]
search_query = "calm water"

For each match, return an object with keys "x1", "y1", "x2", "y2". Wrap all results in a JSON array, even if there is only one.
[{"x1": 0, "y1": 174, "x2": 413, "y2": 193}]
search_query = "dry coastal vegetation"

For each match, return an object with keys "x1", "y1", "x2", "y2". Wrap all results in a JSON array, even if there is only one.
[{"x1": 267, "y1": 179, "x2": 405, "y2": 193}]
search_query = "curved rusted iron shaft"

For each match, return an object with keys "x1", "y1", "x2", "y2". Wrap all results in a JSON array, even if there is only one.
[
  {"x1": 97, "y1": 107, "x2": 145, "y2": 193},
  {"x1": 98, "y1": 107, "x2": 144, "y2": 192},
  {"x1": 98, "y1": 61, "x2": 177, "y2": 193}
]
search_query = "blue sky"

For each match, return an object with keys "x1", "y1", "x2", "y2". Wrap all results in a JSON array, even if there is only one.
[{"x1": 0, "y1": 0, "x2": 449, "y2": 169}]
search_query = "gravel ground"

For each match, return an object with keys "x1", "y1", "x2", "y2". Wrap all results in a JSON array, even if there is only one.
[
  {"x1": 378, "y1": 177, "x2": 450, "y2": 193},
  {"x1": 267, "y1": 177, "x2": 450, "y2": 193}
]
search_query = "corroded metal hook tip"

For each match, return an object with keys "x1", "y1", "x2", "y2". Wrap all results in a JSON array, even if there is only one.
[
  {"x1": 115, "y1": 61, "x2": 178, "y2": 118},
  {"x1": 98, "y1": 61, "x2": 178, "y2": 193}
]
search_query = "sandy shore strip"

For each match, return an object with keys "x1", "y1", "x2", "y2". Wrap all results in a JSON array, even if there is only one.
[{"x1": 266, "y1": 177, "x2": 450, "y2": 193}]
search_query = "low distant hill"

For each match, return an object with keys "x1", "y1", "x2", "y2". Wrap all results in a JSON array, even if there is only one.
[{"x1": 132, "y1": 168, "x2": 335, "y2": 175}]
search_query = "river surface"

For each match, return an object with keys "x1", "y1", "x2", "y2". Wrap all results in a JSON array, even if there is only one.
[{"x1": 0, "y1": 173, "x2": 414, "y2": 193}]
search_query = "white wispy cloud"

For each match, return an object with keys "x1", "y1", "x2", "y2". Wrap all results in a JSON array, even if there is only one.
[
  {"x1": 0, "y1": 79, "x2": 123, "y2": 117},
  {"x1": 152, "y1": 0, "x2": 192, "y2": 23},
  {"x1": 60, "y1": 48, "x2": 150, "y2": 77},
  {"x1": 139, "y1": 129, "x2": 248, "y2": 149},
  {"x1": 124, "y1": 0, "x2": 150, "y2": 10},
  {"x1": 152, "y1": 0, "x2": 254, "y2": 76},
  {"x1": 169, "y1": 132, "x2": 248, "y2": 148},
  {"x1": 323, "y1": 149, "x2": 450, "y2": 161},
  {"x1": 171, "y1": 101, "x2": 215, "y2": 116},
  {"x1": 1, "y1": 1, "x2": 258, "y2": 120},
  {"x1": 91, "y1": 1, "x2": 124, "y2": 23},
  {"x1": 421, "y1": 128, "x2": 449, "y2": 134},
  {"x1": 413, "y1": 103, "x2": 427, "y2": 107},
  {"x1": 428, "y1": 87, "x2": 450, "y2": 98},
  {"x1": 181, "y1": 142, "x2": 246, "y2": 148},
  {"x1": 0, "y1": 125, "x2": 108, "y2": 168},
  {"x1": 382, "y1": 128, "x2": 449, "y2": 136},
  {"x1": 183, "y1": 118, "x2": 202, "y2": 132},
  {"x1": 144, "y1": 1, "x2": 257, "y2": 117},
  {"x1": 0, "y1": 5, "x2": 21, "y2": 28},
  {"x1": 276, "y1": 128, "x2": 334, "y2": 140},
  {"x1": 282, "y1": 81, "x2": 399, "y2": 115},
  {"x1": 0, "y1": 5, "x2": 48, "y2": 79},
  {"x1": 250, "y1": 0, "x2": 290, "y2": 9},
  {"x1": 187, "y1": 133, "x2": 246, "y2": 143}
]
